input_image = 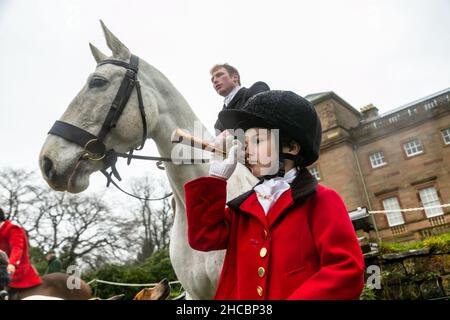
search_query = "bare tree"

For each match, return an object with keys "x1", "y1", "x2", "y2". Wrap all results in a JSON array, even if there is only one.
[
  {"x1": 151, "y1": 198, "x2": 172, "y2": 251},
  {"x1": 0, "y1": 168, "x2": 44, "y2": 228},
  {"x1": 32, "y1": 192, "x2": 132, "y2": 270},
  {"x1": 0, "y1": 167, "x2": 177, "y2": 270},
  {"x1": 0, "y1": 167, "x2": 132, "y2": 270},
  {"x1": 129, "y1": 176, "x2": 174, "y2": 262}
]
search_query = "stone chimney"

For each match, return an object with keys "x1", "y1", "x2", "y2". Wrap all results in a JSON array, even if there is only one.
[{"x1": 360, "y1": 104, "x2": 379, "y2": 120}]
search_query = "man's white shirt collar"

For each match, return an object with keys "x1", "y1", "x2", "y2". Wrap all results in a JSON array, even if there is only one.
[{"x1": 224, "y1": 85, "x2": 241, "y2": 107}]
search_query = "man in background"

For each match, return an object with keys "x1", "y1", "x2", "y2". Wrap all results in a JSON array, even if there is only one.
[
  {"x1": 44, "y1": 251, "x2": 62, "y2": 274},
  {"x1": 210, "y1": 63, "x2": 270, "y2": 133}
]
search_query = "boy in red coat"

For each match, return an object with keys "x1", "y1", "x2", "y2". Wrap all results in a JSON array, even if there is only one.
[
  {"x1": 184, "y1": 91, "x2": 364, "y2": 299},
  {"x1": 0, "y1": 208, "x2": 42, "y2": 292}
]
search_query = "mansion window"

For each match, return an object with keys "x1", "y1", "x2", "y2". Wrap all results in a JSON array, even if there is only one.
[
  {"x1": 309, "y1": 166, "x2": 321, "y2": 180},
  {"x1": 404, "y1": 139, "x2": 423, "y2": 157},
  {"x1": 419, "y1": 186, "x2": 444, "y2": 218},
  {"x1": 369, "y1": 151, "x2": 386, "y2": 168},
  {"x1": 382, "y1": 197, "x2": 405, "y2": 227},
  {"x1": 442, "y1": 127, "x2": 450, "y2": 145}
]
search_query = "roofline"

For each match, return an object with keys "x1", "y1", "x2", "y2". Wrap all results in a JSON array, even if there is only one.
[
  {"x1": 306, "y1": 91, "x2": 361, "y2": 117},
  {"x1": 380, "y1": 87, "x2": 450, "y2": 117}
]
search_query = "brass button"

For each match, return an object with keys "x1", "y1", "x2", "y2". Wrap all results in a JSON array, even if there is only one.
[
  {"x1": 258, "y1": 267, "x2": 265, "y2": 278},
  {"x1": 260, "y1": 247, "x2": 267, "y2": 258},
  {"x1": 257, "y1": 286, "x2": 263, "y2": 297},
  {"x1": 262, "y1": 229, "x2": 268, "y2": 240}
]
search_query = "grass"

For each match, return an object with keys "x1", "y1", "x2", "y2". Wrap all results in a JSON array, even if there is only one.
[
  {"x1": 379, "y1": 232, "x2": 450, "y2": 254},
  {"x1": 359, "y1": 284, "x2": 378, "y2": 300},
  {"x1": 168, "y1": 282, "x2": 185, "y2": 299}
]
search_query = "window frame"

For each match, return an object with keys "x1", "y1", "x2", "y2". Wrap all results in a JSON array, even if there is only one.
[
  {"x1": 381, "y1": 196, "x2": 405, "y2": 227},
  {"x1": 403, "y1": 138, "x2": 424, "y2": 158},
  {"x1": 418, "y1": 186, "x2": 444, "y2": 218},
  {"x1": 369, "y1": 151, "x2": 387, "y2": 169},
  {"x1": 441, "y1": 127, "x2": 450, "y2": 146},
  {"x1": 308, "y1": 165, "x2": 321, "y2": 181}
]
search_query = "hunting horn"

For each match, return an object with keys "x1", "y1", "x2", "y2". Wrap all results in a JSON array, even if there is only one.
[{"x1": 171, "y1": 128, "x2": 227, "y2": 156}]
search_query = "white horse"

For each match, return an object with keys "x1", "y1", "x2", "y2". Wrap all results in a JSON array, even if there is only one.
[{"x1": 38, "y1": 21, "x2": 257, "y2": 300}]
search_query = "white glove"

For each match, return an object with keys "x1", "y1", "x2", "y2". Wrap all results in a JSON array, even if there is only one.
[{"x1": 209, "y1": 132, "x2": 244, "y2": 180}]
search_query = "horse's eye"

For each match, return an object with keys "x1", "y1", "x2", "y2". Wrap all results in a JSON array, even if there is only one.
[{"x1": 89, "y1": 77, "x2": 107, "y2": 88}]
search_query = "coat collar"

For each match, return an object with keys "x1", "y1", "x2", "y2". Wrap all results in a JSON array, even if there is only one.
[
  {"x1": 224, "y1": 85, "x2": 242, "y2": 107},
  {"x1": 226, "y1": 87, "x2": 245, "y2": 109},
  {"x1": 227, "y1": 167, "x2": 318, "y2": 228}
]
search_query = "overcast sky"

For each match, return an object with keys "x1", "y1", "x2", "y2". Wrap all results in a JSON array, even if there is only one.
[{"x1": 0, "y1": 0, "x2": 449, "y2": 200}]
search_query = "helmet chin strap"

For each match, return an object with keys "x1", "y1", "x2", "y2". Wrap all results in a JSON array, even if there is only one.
[
  {"x1": 278, "y1": 153, "x2": 298, "y2": 177},
  {"x1": 260, "y1": 153, "x2": 297, "y2": 180}
]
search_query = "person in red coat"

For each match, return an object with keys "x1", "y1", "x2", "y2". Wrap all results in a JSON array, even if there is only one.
[
  {"x1": 184, "y1": 91, "x2": 365, "y2": 300},
  {"x1": 0, "y1": 208, "x2": 42, "y2": 292}
]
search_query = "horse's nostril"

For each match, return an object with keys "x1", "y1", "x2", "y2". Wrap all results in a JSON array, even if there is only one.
[{"x1": 42, "y1": 156, "x2": 54, "y2": 180}]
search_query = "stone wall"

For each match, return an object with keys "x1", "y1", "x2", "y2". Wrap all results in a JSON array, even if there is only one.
[{"x1": 364, "y1": 249, "x2": 450, "y2": 299}]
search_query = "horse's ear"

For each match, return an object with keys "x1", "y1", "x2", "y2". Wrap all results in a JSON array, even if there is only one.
[
  {"x1": 89, "y1": 43, "x2": 107, "y2": 63},
  {"x1": 100, "y1": 20, "x2": 130, "y2": 60}
]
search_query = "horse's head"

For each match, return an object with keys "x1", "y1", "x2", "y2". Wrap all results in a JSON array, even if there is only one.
[{"x1": 39, "y1": 21, "x2": 159, "y2": 193}]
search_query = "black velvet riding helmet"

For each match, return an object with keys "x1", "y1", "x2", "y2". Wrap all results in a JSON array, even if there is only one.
[{"x1": 218, "y1": 90, "x2": 322, "y2": 169}]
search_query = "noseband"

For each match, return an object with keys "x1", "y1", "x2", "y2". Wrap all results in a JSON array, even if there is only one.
[{"x1": 47, "y1": 54, "x2": 176, "y2": 201}]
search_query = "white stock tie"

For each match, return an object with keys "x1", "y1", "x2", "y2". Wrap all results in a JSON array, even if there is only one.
[{"x1": 253, "y1": 168, "x2": 297, "y2": 215}]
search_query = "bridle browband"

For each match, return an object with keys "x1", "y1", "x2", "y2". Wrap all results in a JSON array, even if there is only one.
[
  {"x1": 47, "y1": 54, "x2": 189, "y2": 201},
  {"x1": 49, "y1": 54, "x2": 146, "y2": 158}
]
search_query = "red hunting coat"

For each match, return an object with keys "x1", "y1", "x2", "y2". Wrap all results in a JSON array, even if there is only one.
[
  {"x1": 0, "y1": 220, "x2": 42, "y2": 288},
  {"x1": 184, "y1": 169, "x2": 364, "y2": 300}
]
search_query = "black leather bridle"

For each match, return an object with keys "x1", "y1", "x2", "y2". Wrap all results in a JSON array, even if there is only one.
[{"x1": 47, "y1": 54, "x2": 175, "y2": 201}]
